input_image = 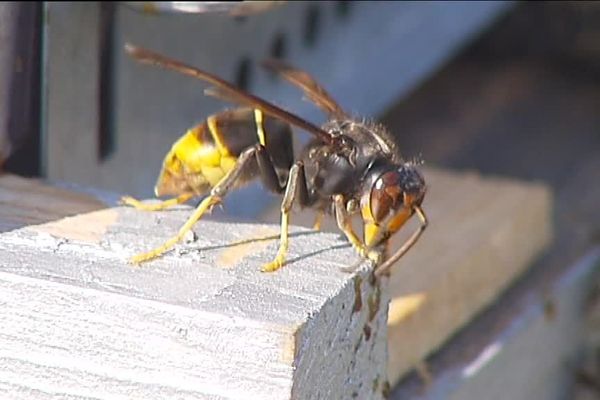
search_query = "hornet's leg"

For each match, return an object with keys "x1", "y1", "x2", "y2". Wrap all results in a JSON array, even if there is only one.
[
  {"x1": 261, "y1": 161, "x2": 308, "y2": 272},
  {"x1": 255, "y1": 143, "x2": 287, "y2": 194},
  {"x1": 312, "y1": 210, "x2": 325, "y2": 231},
  {"x1": 128, "y1": 146, "x2": 260, "y2": 265},
  {"x1": 334, "y1": 195, "x2": 381, "y2": 264},
  {"x1": 120, "y1": 193, "x2": 194, "y2": 211}
]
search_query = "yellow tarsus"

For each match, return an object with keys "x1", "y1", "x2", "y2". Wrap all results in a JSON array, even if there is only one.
[
  {"x1": 312, "y1": 211, "x2": 324, "y2": 231},
  {"x1": 341, "y1": 223, "x2": 381, "y2": 264},
  {"x1": 128, "y1": 195, "x2": 221, "y2": 265},
  {"x1": 261, "y1": 210, "x2": 289, "y2": 272},
  {"x1": 120, "y1": 193, "x2": 193, "y2": 211},
  {"x1": 334, "y1": 194, "x2": 380, "y2": 265}
]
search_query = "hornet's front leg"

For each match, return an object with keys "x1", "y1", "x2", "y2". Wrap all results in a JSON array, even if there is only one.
[
  {"x1": 374, "y1": 206, "x2": 428, "y2": 277},
  {"x1": 333, "y1": 195, "x2": 381, "y2": 265}
]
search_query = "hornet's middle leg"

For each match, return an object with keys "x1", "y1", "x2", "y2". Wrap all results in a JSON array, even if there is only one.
[{"x1": 261, "y1": 161, "x2": 309, "y2": 272}]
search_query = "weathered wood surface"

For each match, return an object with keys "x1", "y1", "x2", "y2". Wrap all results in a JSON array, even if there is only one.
[
  {"x1": 260, "y1": 166, "x2": 554, "y2": 386},
  {"x1": 0, "y1": 176, "x2": 390, "y2": 399},
  {"x1": 391, "y1": 247, "x2": 600, "y2": 400},
  {"x1": 387, "y1": 168, "x2": 552, "y2": 385},
  {"x1": 0, "y1": 169, "x2": 551, "y2": 396},
  {"x1": 0, "y1": 173, "x2": 106, "y2": 232}
]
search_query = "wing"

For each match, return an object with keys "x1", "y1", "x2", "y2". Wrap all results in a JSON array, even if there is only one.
[
  {"x1": 262, "y1": 58, "x2": 347, "y2": 118},
  {"x1": 125, "y1": 44, "x2": 335, "y2": 145}
]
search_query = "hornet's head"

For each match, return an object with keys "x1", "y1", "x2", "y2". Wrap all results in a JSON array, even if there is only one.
[{"x1": 360, "y1": 162, "x2": 426, "y2": 247}]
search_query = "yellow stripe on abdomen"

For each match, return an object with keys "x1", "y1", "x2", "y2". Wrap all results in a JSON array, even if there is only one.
[
  {"x1": 170, "y1": 123, "x2": 238, "y2": 188},
  {"x1": 173, "y1": 125, "x2": 221, "y2": 171},
  {"x1": 199, "y1": 154, "x2": 238, "y2": 187},
  {"x1": 254, "y1": 109, "x2": 266, "y2": 146},
  {"x1": 207, "y1": 115, "x2": 232, "y2": 157}
]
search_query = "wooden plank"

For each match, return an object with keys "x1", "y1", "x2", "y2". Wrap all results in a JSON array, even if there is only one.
[
  {"x1": 391, "y1": 247, "x2": 600, "y2": 400},
  {"x1": 387, "y1": 168, "x2": 552, "y2": 385},
  {"x1": 0, "y1": 174, "x2": 106, "y2": 232},
  {"x1": 0, "y1": 188, "x2": 391, "y2": 399},
  {"x1": 259, "y1": 166, "x2": 553, "y2": 386},
  {"x1": 0, "y1": 169, "x2": 551, "y2": 396}
]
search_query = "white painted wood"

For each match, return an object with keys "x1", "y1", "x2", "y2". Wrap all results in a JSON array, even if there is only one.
[{"x1": 0, "y1": 205, "x2": 389, "y2": 399}]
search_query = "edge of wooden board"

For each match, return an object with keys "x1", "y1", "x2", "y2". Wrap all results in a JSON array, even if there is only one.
[{"x1": 386, "y1": 167, "x2": 554, "y2": 385}]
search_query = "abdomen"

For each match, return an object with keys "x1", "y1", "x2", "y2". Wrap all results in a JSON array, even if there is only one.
[{"x1": 154, "y1": 108, "x2": 294, "y2": 197}]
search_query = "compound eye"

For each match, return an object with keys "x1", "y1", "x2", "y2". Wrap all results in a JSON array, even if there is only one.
[{"x1": 370, "y1": 171, "x2": 403, "y2": 223}]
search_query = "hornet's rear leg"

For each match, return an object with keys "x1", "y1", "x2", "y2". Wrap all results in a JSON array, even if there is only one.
[
  {"x1": 120, "y1": 193, "x2": 194, "y2": 211},
  {"x1": 129, "y1": 143, "x2": 288, "y2": 265}
]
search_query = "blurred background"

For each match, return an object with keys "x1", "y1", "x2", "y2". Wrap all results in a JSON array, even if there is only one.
[
  {"x1": 1, "y1": 1, "x2": 516, "y2": 213},
  {"x1": 1, "y1": 1, "x2": 599, "y2": 399}
]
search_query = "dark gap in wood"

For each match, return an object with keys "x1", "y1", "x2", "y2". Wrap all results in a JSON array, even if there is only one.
[
  {"x1": 3, "y1": 3, "x2": 43, "y2": 177},
  {"x1": 98, "y1": 2, "x2": 117, "y2": 162}
]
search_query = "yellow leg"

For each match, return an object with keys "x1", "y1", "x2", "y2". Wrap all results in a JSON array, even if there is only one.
[
  {"x1": 334, "y1": 195, "x2": 380, "y2": 264},
  {"x1": 120, "y1": 193, "x2": 193, "y2": 211},
  {"x1": 312, "y1": 210, "x2": 325, "y2": 231},
  {"x1": 261, "y1": 210, "x2": 289, "y2": 272},
  {"x1": 344, "y1": 229, "x2": 381, "y2": 265},
  {"x1": 127, "y1": 145, "x2": 264, "y2": 266},
  {"x1": 129, "y1": 195, "x2": 221, "y2": 264},
  {"x1": 261, "y1": 162, "x2": 303, "y2": 273}
]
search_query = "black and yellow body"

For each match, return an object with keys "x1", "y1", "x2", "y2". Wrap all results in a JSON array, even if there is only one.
[
  {"x1": 153, "y1": 108, "x2": 294, "y2": 198},
  {"x1": 122, "y1": 44, "x2": 428, "y2": 276}
]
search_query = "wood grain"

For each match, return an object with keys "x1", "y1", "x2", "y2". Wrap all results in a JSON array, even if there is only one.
[
  {"x1": 0, "y1": 167, "x2": 553, "y2": 396},
  {"x1": 0, "y1": 177, "x2": 390, "y2": 399},
  {"x1": 0, "y1": 174, "x2": 106, "y2": 232}
]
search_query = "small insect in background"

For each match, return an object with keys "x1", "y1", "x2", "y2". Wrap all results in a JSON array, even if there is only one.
[{"x1": 120, "y1": 44, "x2": 428, "y2": 276}]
